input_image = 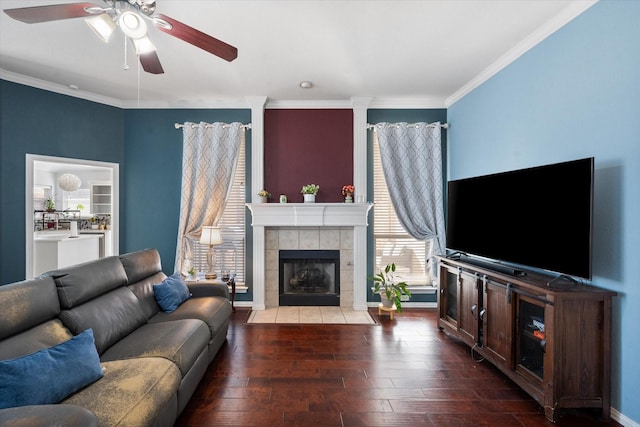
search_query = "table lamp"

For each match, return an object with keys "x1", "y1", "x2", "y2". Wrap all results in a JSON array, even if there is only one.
[{"x1": 199, "y1": 226, "x2": 222, "y2": 279}]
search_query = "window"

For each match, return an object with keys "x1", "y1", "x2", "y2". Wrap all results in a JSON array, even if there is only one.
[
  {"x1": 191, "y1": 135, "x2": 246, "y2": 284},
  {"x1": 373, "y1": 133, "x2": 432, "y2": 286},
  {"x1": 63, "y1": 188, "x2": 91, "y2": 216}
]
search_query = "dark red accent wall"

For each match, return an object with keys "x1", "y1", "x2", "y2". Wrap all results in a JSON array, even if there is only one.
[{"x1": 264, "y1": 109, "x2": 354, "y2": 203}]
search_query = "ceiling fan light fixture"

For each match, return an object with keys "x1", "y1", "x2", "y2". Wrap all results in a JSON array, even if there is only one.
[
  {"x1": 85, "y1": 13, "x2": 116, "y2": 43},
  {"x1": 119, "y1": 10, "x2": 147, "y2": 39},
  {"x1": 133, "y1": 35, "x2": 156, "y2": 54},
  {"x1": 152, "y1": 17, "x2": 172, "y2": 31}
]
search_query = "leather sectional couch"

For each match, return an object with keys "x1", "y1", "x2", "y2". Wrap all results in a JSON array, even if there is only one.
[{"x1": 0, "y1": 248, "x2": 232, "y2": 426}]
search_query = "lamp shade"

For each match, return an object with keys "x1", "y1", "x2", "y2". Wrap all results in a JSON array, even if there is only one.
[
  {"x1": 199, "y1": 226, "x2": 222, "y2": 246},
  {"x1": 85, "y1": 13, "x2": 116, "y2": 43},
  {"x1": 58, "y1": 174, "x2": 81, "y2": 192}
]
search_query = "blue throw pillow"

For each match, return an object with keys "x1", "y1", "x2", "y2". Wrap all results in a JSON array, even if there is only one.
[
  {"x1": 153, "y1": 272, "x2": 191, "y2": 313},
  {"x1": 0, "y1": 329, "x2": 104, "y2": 409}
]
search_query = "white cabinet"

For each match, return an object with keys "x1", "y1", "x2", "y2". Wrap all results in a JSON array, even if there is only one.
[{"x1": 34, "y1": 234, "x2": 100, "y2": 276}]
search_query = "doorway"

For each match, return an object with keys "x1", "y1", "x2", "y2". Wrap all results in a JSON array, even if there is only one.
[{"x1": 26, "y1": 154, "x2": 119, "y2": 279}]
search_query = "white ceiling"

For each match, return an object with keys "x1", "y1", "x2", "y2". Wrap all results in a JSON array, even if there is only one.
[{"x1": 0, "y1": 0, "x2": 596, "y2": 108}]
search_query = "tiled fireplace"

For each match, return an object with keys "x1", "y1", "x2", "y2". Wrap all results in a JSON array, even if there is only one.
[
  {"x1": 268, "y1": 229, "x2": 351, "y2": 307},
  {"x1": 247, "y1": 203, "x2": 372, "y2": 310}
]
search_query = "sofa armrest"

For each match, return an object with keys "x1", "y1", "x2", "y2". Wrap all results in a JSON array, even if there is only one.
[
  {"x1": 0, "y1": 404, "x2": 98, "y2": 427},
  {"x1": 187, "y1": 283, "x2": 229, "y2": 299}
]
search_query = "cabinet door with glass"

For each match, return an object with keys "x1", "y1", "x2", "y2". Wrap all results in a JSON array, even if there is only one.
[{"x1": 516, "y1": 295, "x2": 547, "y2": 385}]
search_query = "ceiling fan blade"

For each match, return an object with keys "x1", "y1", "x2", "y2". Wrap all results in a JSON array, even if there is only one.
[
  {"x1": 3, "y1": 3, "x2": 99, "y2": 24},
  {"x1": 139, "y1": 51, "x2": 164, "y2": 74},
  {"x1": 153, "y1": 14, "x2": 238, "y2": 62}
]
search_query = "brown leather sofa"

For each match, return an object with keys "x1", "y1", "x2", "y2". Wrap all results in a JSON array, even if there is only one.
[{"x1": 0, "y1": 248, "x2": 232, "y2": 426}]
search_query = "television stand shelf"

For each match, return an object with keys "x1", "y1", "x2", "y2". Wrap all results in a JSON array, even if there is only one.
[{"x1": 436, "y1": 256, "x2": 616, "y2": 422}]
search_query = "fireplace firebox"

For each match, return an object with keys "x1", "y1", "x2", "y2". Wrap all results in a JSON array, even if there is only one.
[{"x1": 279, "y1": 250, "x2": 340, "y2": 306}]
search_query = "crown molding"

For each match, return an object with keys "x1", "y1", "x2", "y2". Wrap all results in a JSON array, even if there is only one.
[
  {"x1": 445, "y1": 0, "x2": 598, "y2": 107},
  {"x1": 0, "y1": 68, "x2": 124, "y2": 108}
]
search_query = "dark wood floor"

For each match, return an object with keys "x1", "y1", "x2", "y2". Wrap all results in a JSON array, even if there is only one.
[{"x1": 175, "y1": 308, "x2": 620, "y2": 427}]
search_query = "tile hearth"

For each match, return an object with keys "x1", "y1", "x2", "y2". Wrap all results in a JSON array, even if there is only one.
[{"x1": 247, "y1": 306, "x2": 376, "y2": 324}]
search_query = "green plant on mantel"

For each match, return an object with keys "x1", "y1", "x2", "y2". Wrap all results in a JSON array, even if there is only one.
[
  {"x1": 300, "y1": 184, "x2": 319, "y2": 195},
  {"x1": 369, "y1": 263, "x2": 412, "y2": 313}
]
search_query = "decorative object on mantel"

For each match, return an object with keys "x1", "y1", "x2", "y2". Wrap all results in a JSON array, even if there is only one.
[
  {"x1": 301, "y1": 184, "x2": 319, "y2": 203},
  {"x1": 369, "y1": 263, "x2": 411, "y2": 313},
  {"x1": 257, "y1": 190, "x2": 271, "y2": 203},
  {"x1": 279, "y1": 194, "x2": 287, "y2": 203},
  {"x1": 342, "y1": 185, "x2": 354, "y2": 203},
  {"x1": 199, "y1": 226, "x2": 222, "y2": 279}
]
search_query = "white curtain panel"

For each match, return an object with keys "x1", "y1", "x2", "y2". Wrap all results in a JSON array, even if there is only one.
[
  {"x1": 375, "y1": 122, "x2": 446, "y2": 281},
  {"x1": 174, "y1": 122, "x2": 244, "y2": 273}
]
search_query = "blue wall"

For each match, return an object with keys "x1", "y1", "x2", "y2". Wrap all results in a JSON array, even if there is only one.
[
  {"x1": 447, "y1": 1, "x2": 639, "y2": 422},
  {"x1": 122, "y1": 109, "x2": 251, "y2": 300},
  {"x1": 0, "y1": 81, "x2": 124, "y2": 283}
]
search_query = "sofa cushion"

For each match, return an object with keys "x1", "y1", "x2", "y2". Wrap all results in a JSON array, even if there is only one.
[
  {"x1": 63, "y1": 357, "x2": 181, "y2": 427},
  {"x1": 0, "y1": 404, "x2": 99, "y2": 427},
  {"x1": 119, "y1": 248, "x2": 163, "y2": 284},
  {"x1": 59, "y1": 287, "x2": 147, "y2": 355},
  {"x1": 0, "y1": 329, "x2": 103, "y2": 409},
  {"x1": 100, "y1": 319, "x2": 210, "y2": 377},
  {"x1": 127, "y1": 271, "x2": 167, "y2": 320},
  {"x1": 45, "y1": 256, "x2": 128, "y2": 309},
  {"x1": 0, "y1": 320, "x2": 73, "y2": 361},
  {"x1": 150, "y1": 296, "x2": 232, "y2": 338},
  {"x1": 153, "y1": 273, "x2": 191, "y2": 313},
  {"x1": 0, "y1": 277, "x2": 59, "y2": 340}
]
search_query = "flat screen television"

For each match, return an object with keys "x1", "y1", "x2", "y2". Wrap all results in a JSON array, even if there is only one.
[{"x1": 446, "y1": 157, "x2": 594, "y2": 280}]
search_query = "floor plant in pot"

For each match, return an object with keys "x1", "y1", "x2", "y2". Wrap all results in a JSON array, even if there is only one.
[{"x1": 370, "y1": 263, "x2": 411, "y2": 312}]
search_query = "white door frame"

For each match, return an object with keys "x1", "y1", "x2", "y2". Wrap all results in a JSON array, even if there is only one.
[{"x1": 26, "y1": 154, "x2": 120, "y2": 279}]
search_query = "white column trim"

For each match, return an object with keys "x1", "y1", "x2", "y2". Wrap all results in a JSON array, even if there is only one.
[
  {"x1": 246, "y1": 96, "x2": 268, "y2": 310},
  {"x1": 351, "y1": 97, "x2": 372, "y2": 310}
]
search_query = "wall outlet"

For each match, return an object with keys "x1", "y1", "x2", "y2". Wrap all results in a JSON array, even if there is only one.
[{"x1": 400, "y1": 294, "x2": 410, "y2": 302}]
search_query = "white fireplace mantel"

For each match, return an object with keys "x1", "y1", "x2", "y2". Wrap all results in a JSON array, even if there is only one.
[
  {"x1": 246, "y1": 203, "x2": 373, "y2": 311},
  {"x1": 246, "y1": 202, "x2": 372, "y2": 227}
]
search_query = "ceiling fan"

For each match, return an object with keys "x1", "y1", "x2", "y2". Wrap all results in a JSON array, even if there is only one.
[{"x1": 3, "y1": 0, "x2": 238, "y2": 74}]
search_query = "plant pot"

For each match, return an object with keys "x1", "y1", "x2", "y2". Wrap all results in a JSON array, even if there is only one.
[
  {"x1": 260, "y1": 196, "x2": 268, "y2": 203},
  {"x1": 303, "y1": 194, "x2": 316, "y2": 203},
  {"x1": 344, "y1": 195, "x2": 353, "y2": 203},
  {"x1": 380, "y1": 293, "x2": 395, "y2": 309}
]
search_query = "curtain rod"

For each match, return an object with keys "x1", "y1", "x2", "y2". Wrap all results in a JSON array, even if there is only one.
[
  {"x1": 174, "y1": 123, "x2": 252, "y2": 130},
  {"x1": 367, "y1": 122, "x2": 448, "y2": 130}
]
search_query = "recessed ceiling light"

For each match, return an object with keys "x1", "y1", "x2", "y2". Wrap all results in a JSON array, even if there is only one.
[
  {"x1": 68, "y1": 84, "x2": 80, "y2": 90},
  {"x1": 299, "y1": 81, "x2": 314, "y2": 89}
]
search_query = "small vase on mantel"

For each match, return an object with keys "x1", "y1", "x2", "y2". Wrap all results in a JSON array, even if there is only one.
[
  {"x1": 260, "y1": 196, "x2": 268, "y2": 203},
  {"x1": 344, "y1": 195, "x2": 353, "y2": 203},
  {"x1": 303, "y1": 194, "x2": 316, "y2": 203}
]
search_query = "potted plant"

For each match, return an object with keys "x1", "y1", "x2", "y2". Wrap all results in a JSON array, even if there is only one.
[
  {"x1": 186, "y1": 266, "x2": 197, "y2": 282},
  {"x1": 369, "y1": 263, "x2": 411, "y2": 313},
  {"x1": 342, "y1": 185, "x2": 354, "y2": 203},
  {"x1": 45, "y1": 197, "x2": 55, "y2": 212},
  {"x1": 301, "y1": 184, "x2": 319, "y2": 203},
  {"x1": 257, "y1": 190, "x2": 271, "y2": 203},
  {"x1": 89, "y1": 215, "x2": 100, "y2": 229}
]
